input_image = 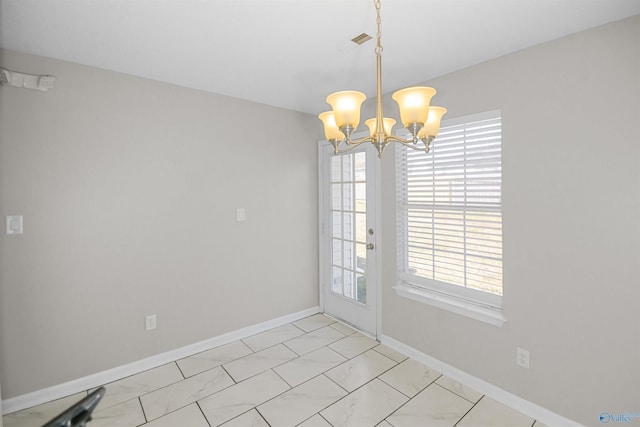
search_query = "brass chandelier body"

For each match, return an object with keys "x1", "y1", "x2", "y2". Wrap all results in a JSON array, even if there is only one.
[{"x1": 319, "y1": 0, "x2": 447, "y2": 158}]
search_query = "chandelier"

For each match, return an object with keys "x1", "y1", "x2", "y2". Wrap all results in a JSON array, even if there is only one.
[{"x1": 319, "y1": 0, "x2": 447, "y2": 158}]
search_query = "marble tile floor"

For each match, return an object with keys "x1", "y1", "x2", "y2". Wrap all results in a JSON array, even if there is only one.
[{"x1": 2, "y1": 314, "x2": 549, "y2": 427}]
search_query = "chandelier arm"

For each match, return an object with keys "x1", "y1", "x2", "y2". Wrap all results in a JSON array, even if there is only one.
[
  {"x1": 347, "y1": 135, "x2": 376, "y2": 146},
  {"x1": 390, "y1": 135, "x2": 435, "y2": 153},
  {"x1": 332, "y1": 136, "x2": 375, "y2": 155},
  {"x1": 400, "y1": 141, "x2": 431, "y2": 152},
  {"x1": 385, "y1": 134, "x2": 419, "y2": 144}
]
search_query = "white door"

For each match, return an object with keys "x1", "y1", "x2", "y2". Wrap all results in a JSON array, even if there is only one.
[{"x1": 319, "y1": 141, "x2": 379, "y2": 337}]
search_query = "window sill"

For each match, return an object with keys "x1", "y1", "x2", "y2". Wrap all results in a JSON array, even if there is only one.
[{"x1": 393, "y1": 283, "x2": 506, "y2": 327}]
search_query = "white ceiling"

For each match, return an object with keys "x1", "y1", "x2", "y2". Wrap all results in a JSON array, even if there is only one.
[{"x1": 1, "y1": 0, "x2": 639, "y2": 115}]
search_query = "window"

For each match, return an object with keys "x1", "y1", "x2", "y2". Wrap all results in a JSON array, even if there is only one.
[{"x1": 395, "y1": 110, "x2": 504, "y2": 326}]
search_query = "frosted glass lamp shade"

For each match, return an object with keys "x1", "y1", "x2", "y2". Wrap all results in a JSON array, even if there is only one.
[
  {"x1": 326, "y1": 91, "x2": 366, "y2": 129},
  {"x1": 392, "y1": 86, "x2": 436, "y2": 127},
  {"x1": 318, "y1": 111, "x2": 345, "y2": 141},
  {"x1": 365, "y1": 117, "x2": 396, "y2": 137},
  {"x1": 418, "y1": 106, "x2": 448, "y2": 138}
]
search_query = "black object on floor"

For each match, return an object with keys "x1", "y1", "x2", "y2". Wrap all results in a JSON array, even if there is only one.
[{"x1": 42, "y1": 387, "x2": 106, "y2": 427}]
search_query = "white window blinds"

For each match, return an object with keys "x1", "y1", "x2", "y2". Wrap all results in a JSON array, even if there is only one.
[{"x1": 396, "y1": 111, "x2": 502, "y2": 304}]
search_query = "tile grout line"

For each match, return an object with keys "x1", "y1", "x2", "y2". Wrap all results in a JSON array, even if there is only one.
[
  {"x1": 370, "y1": 345, "x2": 409, "y2": 362},
  {"x1": 380, "y1": 378, "x2": 446, "y2": 424},
  {"x1": 432, "y1": 379, "x2": 481, "y2": 405},
  {"x1": 269, "y1": 367, "x2": 295, "y2": 390},
  {"x1": 327, "y1": 339, "x2": 380, "y2": 360},
  {"x1": 138, "y1": 396, "x2": 149, "y2": 425},
  {"x1": 454, "y1": 394, "x2": 485, "y2": 427},
  {"x1": 220, "y1": 365, "x2": 237, "y2": 385},
  {"x1": 322, "y1": 372, "x2": 351, "y2": 395},
  {"x1": 282, "y1": 335, "x2": 347, "y2": 358},
  {"x1": 377, "y1": 371, "x2": 442, "y2": 400},
  {"x1": 240, "y1": 337, "x2": 260, "y2": 354},
  {"x1": 195, "y1": 400, "x2": 212, "y2": 427},
  {"x1": 290, "y1": 322, "x2": 308, "y2": 334},
  {"x1": 174, "y1": 361, "x2": 187, "y2": 380},
  {"x1": 256, "y1": 407, "x2": 272, "y2": 427},
  {"x1": 318, "y1": 411, "x2": 335, "y2": 427}
]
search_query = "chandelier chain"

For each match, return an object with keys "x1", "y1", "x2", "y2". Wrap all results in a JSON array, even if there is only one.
[{"x1": 375, "y1": 0, "x2": 383, "y2": 53}]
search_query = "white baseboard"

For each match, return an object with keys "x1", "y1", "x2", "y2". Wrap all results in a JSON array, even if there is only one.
[
  {"x1": 380, "y1": 334, "x2": 584, "y2": 427},
  {"x1": 2, "y1": 306, "x2": 320, "y2": 415}
]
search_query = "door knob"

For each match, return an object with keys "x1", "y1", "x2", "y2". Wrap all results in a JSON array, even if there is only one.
[{"x1": 366, "y1": 243, "x2": 375, "y2": 250}]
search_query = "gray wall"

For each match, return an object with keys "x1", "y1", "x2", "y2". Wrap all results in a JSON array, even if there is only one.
[
  {"x1": 0, "y1": 49, "x2": 320, "y2": 398},
  {"x1": 376, "y1": 15, "x2": 640, "y2": 426}
]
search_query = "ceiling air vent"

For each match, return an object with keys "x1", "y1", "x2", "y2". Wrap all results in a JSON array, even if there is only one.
[{"x1": 351, "y1": 33, "x2": 372, "y2": 45}]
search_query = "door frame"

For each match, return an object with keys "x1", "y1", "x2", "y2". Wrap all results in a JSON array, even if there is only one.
[{"x1": 317, "y1": 139, "x2": 382, "y2": 339}]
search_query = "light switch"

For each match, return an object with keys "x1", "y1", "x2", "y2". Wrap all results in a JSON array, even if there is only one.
[
  {"x1": 236, "y1": 208, "x2": 246, "y2": 222},
  {"x1": 6, "y1": 215, "x2": 23, "y2": 235}
]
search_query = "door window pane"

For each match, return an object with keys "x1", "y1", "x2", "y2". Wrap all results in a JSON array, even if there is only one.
[
  {"x1": 343, "y1": 271, "x2": 353, "y2": 298},
  {"x1": 331, "y1": 156, "x2": 342, "y2": 182},
  {"x1": 356, "y1": 213, "x2": 367, "y2": 244},
  {"x1": 332, "y1": 267, "x2": 342, "y2": 293},
  {"x1": 343, "y1": 183, "x2": 352, "y2": 210},
  {"x1": 342, "y1": 155, "x2": 353, "y2": 181},
  {"x1": 332, "y1": 240, "x2": 342, "y2": 267},
  {"x1": 356, "y1": 243, "x2": 367, "y2": 271},
  {"x1": 331, "y1": 184, "x2": 342, "y2": 210},
  {"x1": 355, "y1": 152, "x2": 366, "y2": 181},
  {"x1": 343, "y1": 244, "x2": 353, "y2": 270},
  {"x1": 332, "y1": 212, "x2": 342, "y2": 238},
  {"x1": 343, "y1": 212, "x2": 353, "y2": 241},
  {"x1": 355, "y1": 183, "x2": 366, "y2": 212},
  {"x1": 356, "y1": 273, "x2": 366, "y2": 303}
]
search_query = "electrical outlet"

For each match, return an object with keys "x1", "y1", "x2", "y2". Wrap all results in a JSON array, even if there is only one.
[
  {"x1": 145, "y1": 314, "x2": 157, "y2": 331},
  {"x1": 516, "y1": 347, "x2": 530, "y2": 368}
]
